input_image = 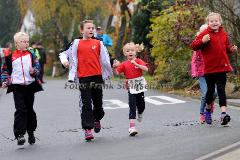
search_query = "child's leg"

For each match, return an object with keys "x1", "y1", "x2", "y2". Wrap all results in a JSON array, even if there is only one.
[
  {"x1": 25, "y1": 91, "x2": 37, "y2": 134},
  {"x1": 136, "y1": 92, "x2": 145, "y2": 115},
  {"x1": 205, "y1": 74, "x2": 216, "y2": 109},
  {"x1": 92, "y1": 84, "x2": 104, "y2": 121},
  {"x1": 128, "y1": 92, "x2": 138, "y2": 136},
  {"x1": 204, "y1": 74, "x2": 217, "y2": 124},
  {"x1": 128, "y1": 92, "x2": 137, "y2": 121},
  {"x1": 79, "y1": 83, "x2": 94, "y2": 129},
  {"x1": 215, "y1": 72, "x2": 230, "y2": 125},
  {"x1": 199, "y1": 77, "x2": 207, "y2": 114},
  {"x1": 92, "y1": 84, "x2": 104, "y2": 133},
  {"x1": 12, "y1": 85, "x2": 28, "y2": 138},
  {"x1": 215, "y1": 72, "x2": 227, "y2": 109}
]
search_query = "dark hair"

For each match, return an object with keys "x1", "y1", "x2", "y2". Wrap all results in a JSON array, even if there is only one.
[
  {"x1": 31, "y1": 41, "x2": 37, "y2": 46},
  {"x1": 5, "y1": 42, "x2": 12, "y2": 48},
  {"x1": 36, "y1": 42, "x2": 42, "y2": 46}
]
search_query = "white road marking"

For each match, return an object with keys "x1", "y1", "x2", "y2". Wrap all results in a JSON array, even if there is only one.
[
  {"x1": 145, "y1": 96, "x2": 186, "y2": 105},
  {"x1": 103, "y1": 100, "x2": 128, "y2": 110},
  {"x1": 103, "y1": 96, "x2": 186, "y2": 109}
]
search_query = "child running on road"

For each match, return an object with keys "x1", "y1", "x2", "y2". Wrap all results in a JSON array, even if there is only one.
[
  {"x1": 191, "y1": 12, "x2": 238, "y2": 125},
  {"x1": 59, "y1": 20, "x2": 112, "y2": 141},
  {"x1": 113, "y1": 42, "x2": 148, "y2": 136},
  {"x1": 1, "y1": 32, "x2": 43, "y2": 145},
  {"x1": 191, "y1": 24, "x2": 217, "y2": 123}
]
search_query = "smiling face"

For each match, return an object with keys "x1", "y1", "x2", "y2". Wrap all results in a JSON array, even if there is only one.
[
  {"x1": 208, "y1": 14, "x2": 221, "y2": 31},
  {"x1": 81, "y1": 22, "x2": 94, "y2": 39},
  {"x1": 123, "y1": 43, "x2": 137, "y2": 60}
]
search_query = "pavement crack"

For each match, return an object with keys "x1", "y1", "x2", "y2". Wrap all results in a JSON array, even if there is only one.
[
  {"x1": 164, "y1": 119, "x2": 221, "y2": 127},
  {"x1": 57, "y1": 126, "x2": 113, "y2": 133}
]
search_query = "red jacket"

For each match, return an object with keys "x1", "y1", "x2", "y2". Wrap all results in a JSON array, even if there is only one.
[{"x1": 190, "y1": 26, "x2": 233, "y2": 74}]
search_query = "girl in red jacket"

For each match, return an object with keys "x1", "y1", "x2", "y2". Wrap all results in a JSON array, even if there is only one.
[{"x1": 191, "y1": 12, "x2": 238, "y2": 125}]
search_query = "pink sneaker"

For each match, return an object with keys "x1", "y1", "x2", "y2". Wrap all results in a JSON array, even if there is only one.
[
  {"x1": 210, "y1": 102, "x2": 215, "y2": 113},
  {"x1": 84, "y1": 129, "x2": 94, "y2": 141},
  {"x1": 200, "y1": 114, "x2": 205, "y2": 124}
]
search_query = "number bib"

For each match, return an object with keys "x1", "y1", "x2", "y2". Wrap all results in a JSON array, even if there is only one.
[{"x1": 128, "y1": 76, "x2": 147, "y2": 94}]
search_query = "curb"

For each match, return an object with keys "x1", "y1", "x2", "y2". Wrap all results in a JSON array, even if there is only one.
[{"x1": 167, "y1": 92, "x2": 240, "y2": 108}]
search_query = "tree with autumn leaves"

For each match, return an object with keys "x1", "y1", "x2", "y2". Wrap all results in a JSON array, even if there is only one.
[{"x1": 18, "y1": 0, "x2": 109, "y2": 56}]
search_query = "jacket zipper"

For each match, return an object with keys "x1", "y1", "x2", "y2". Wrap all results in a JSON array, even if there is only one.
[{"x1": 20, "y1": 54, "x2": 26, "y2": 84}]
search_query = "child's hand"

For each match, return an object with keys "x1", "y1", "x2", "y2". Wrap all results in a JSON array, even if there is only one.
[
  {"x1": 113, "y1": 59, "x2": 120, "y2": 68},
  {"x1": 130, "y1": 60, "x2": 137, "y2": 65},
  {"x1": 63, "y1": 61, "x2": 70, "y2": 68},
  {"x1": 30, "y1": 67, "x2": 36, "y2": 75},
  {"x1": 202, "y1": 34, "x2": 210, "y2": 43},
  {"x1": 231, "y1": 45, "x2": 238, "y2": 53},
  {"x1": 2, "y1": 82, "x2": 8, "y2": 88}
]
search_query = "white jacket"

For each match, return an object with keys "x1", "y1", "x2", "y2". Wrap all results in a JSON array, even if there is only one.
[{"x1": 59, "y1": 39, "x2": 113, "y2": 82}]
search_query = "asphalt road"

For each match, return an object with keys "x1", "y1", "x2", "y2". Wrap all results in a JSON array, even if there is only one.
[{"x1": 1, "y1": 80, "x2": 240, "y2": 160}]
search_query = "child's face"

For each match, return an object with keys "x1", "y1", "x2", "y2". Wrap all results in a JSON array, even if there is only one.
[
  {"x1": 16, "y1": 36, "x2": 29, "y2": 51},
  {"x1": 124, "y1": 45, "x2": 137, "y2": 60},
  {"x1": 208, "y1": 15, "x2": 221, "y2": 31},
  {"x1": 81, "y1": 23, "x2": 94, "y2": 39}
]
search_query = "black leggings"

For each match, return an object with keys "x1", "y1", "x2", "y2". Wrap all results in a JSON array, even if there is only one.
[
  {"x1": 128, "y1": 92, "x2": 145, "y2": 119},
  {"x1": 205, "y1": 72, "x2": 227, "y2": 107}
]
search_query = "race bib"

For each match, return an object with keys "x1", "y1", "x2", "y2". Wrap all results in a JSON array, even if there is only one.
[{"x1": 128, "y1": 76, "x2": 147, "y2": 94}]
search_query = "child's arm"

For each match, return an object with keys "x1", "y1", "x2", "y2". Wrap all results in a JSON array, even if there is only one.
[
  {"x1": 59, "y1": 41, "x2": 75, "y2": 68},
  {"x1": 190, "y1": 32, "x2": 209, "y2": 51},
  {"x1": 112, "y1": 60, "x2": 121, "y2": 75},
  {"x1": 100, "y1": 42, "x2": 113, "y2": 80},
  {"x1": 226, "y1": 35, "x2": 238, "y2": 53},
  {"x1": 131, "y1": 60, "x2": 148, "y2": 72},
  {"x1": 59, "y1": 51, "x2": 70, "y2": 68},
  {"x1": 1, "y1": 57, "x2": 11, "y2": 88}
]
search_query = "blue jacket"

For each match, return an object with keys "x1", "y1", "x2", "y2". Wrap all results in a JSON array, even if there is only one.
[{"x1": 96, "y1": 34, "x2": 113, "y2": 48}]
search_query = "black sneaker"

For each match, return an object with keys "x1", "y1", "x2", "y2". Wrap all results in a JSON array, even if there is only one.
[
  {"x1": 94, "y1": 121, "x2": 101, "y2": 133},
  {"x1": 221, "y1": 114, "x2": 231, "y2": 125},
  {"x1": 28, "y1": 132, "x2": 36, "y2": 145},
  {"x1": 17, "y1": 135, "x2": 25, "y2": 145}
]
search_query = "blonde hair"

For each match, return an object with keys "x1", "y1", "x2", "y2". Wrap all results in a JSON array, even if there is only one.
[
  {"x1": 206, "y1": 12, "x2": 223, "y2": 24},
  {"x1": 13, "y1": 32, "x2": 29, "y2": 43},
  {"x1": 123, "y1": 42, "x2": 136, "y2": 53},
  {"x1": 196, "y1": 24, "x2": 208, "y2": 36}
]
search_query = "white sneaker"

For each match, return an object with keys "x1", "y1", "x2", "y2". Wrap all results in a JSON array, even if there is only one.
[
  {"x1": 137, "y1": 113, "x2": 143, "y2": 122},
  {"x1": 129, "y1": 127, "x2": 138, "y2": 136}
]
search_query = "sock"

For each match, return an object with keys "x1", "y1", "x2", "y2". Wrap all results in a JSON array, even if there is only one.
[{"x1": 130, "y1": 122, "x2": 135, "y2": 128}]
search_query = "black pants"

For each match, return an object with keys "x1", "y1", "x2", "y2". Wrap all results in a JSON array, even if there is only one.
[
  {"x1": 12, "y1": 84, "x2": 37, "y2": 138},
  {"x1": 128, "y1": 92, "x2": 145, "y2": 119},
  {"x1": 79, "y1": 82, "x2": 105, "y2": 129},
  {"x1": 40, "y1": 62, "x2": 44, "y2": 82},
  {"x1": 205, "y1": 72, "x2": 227, "y2": 107}
]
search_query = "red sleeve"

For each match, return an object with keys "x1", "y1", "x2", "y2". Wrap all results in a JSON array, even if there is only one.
[
  {"x1": 190, "y1": 31, "x2": 206, "y2": 51},
  {"x1": 116, "y1": 63, "x2": 124, "y2": 73},
  {"x1": 136, "y1": 58, "x2": 146, "y2": 66}
]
